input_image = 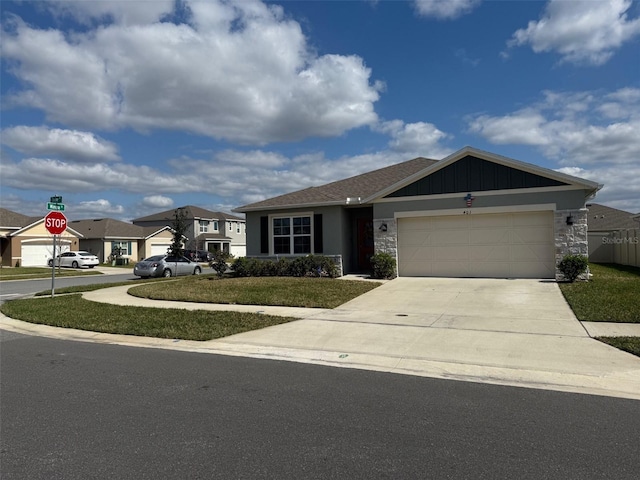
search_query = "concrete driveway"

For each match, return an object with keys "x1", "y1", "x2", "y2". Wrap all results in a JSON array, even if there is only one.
[{"x1": 217, "y1": 278, "x2": 640, "y2": 399}]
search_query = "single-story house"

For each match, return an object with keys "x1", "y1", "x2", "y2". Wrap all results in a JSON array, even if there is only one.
[
  {"x1": 132, "y1": 205, "x2": 247, "y2": 257},
  {"x1": 0, "y1": 208, "x2": 83, "y2": 267},
  {"x1": 69, "y1": 218, "x2": 175, "y2": 263},
  {"x1": 236, "y1": 146, "x2": 601, "y2": 280},
  {"x1": 586, "y1": 203, "x2": 640, "y2": 265}
]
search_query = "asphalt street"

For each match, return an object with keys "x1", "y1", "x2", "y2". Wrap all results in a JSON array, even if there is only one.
[
  {"x1": 0, "y1": 272, "x2": 136, "y2": 302},
  {"x1": 2, "y1": 331, "x2": 639, "y2": 479}
]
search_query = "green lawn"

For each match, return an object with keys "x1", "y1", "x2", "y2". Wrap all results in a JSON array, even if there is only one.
[
  {"x1": 1, "y1": 276, "x2": 381, "y2": 340},
  {"x1": 129, "y1": 276, "x2": 381, "y2": 309},
  {"x1": 559, "y1": 263, "x2": 640, "y2": 358},
  {"x1": 1, "y1": 294, "x2": 296, "y2": 341},
  {"x1": 559, "y1": 263, "x2": 640, "y2": 323}
]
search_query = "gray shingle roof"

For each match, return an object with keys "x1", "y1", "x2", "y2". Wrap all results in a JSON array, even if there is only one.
[
  {"x1": 237, "y1": 157, "x2": 438, "y2": 211},
  {"x1": 586, "y1": 204, "x2": 640, "y2": 231},
  {"x1": 0, "y1": 208, "x2": 41, "y2": 229},
  {"x1": 132, "y1": 205, "x2": 244, "y2": 222},
  {"x1": 69, "y1": 218, "x2": 151, "y2": 238}
]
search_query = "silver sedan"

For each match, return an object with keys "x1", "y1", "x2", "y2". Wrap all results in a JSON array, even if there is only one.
[{"x1": 133, "y1": 255, "x2": 202, "y2": 278}]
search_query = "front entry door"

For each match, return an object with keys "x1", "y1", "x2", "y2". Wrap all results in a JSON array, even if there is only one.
[{"x1": 356, "y1": 218, "x2": 374, "y2": 271}]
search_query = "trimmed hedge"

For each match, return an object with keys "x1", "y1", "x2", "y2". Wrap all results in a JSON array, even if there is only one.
[
  {"x1": 370, "y1": 252, "x2": 396, "y2": 279},
  {"x1": 231, "y1": 255, "x2": 339, "y2": 278},
  {"x1": 558, "y1": 254, "x2": 588, "y2": 282}
]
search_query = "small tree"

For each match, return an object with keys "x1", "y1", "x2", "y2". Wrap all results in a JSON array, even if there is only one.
[
  {"x1": 210, "y1": 251, "x2": 233, "y2": 278},
  {"x1": 168, "y1": 208, "x2": 189, "y2": 257}
]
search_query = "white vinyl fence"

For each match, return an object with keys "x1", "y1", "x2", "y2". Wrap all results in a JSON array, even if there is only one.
[{"x1": 610, "y1": 229, "x2": 640, "y2": 268}]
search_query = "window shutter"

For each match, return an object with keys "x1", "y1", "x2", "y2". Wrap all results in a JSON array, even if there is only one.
[
  {"x1": 314, "y1": 214, "x2": 323, "y2": 253},
  {"x1": 260, "y1": 216, "x2": 269, "y2": 254}
]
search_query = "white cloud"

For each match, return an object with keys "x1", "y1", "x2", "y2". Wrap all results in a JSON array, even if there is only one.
[
  {"x1": 142, "y1": 195, "x2": 174, "y2": 209},
  {"x1": 377, "y1": 120, "x2": 451, "y2": 157},
  {"x1": 468, "y1": 88, "x2": 640, "y2": 165},
  {"x1": 1, "y1": 126, "x2": 120, "y2": 162},
  {"x1": 414, "y1": 0, "x2": 481, "y2": 20},
  {"x1": 469, "y1": 87, "x2": 640, "y2": 213},
  {"x1": 75, "y1": 199, "x2": 125, "y2": 218},
  {"x1": 44, "y1": 0, "x2": 175, "y2": 26},
  {"x1": 507, "y1": 0, "x2": 640, "y2": 66},
  {"x1": 2, "y1": 0, "x2": 381, "y2": 144}
]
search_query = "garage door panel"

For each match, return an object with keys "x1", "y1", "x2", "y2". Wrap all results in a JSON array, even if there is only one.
[
  {"x1": 397, "y1": 212, "x2": 555, "y2": 278},
  {"x1": 472, "y1": 229, "x2": 510, "y2": 244},
  {"x1": 470, "y1": 245, "x2": 510, "y2": 261},
  {"x1": 433, "y1": 246, "x2": 469, "y2": 261}
]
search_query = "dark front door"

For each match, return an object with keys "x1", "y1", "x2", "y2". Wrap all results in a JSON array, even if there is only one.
[{"x1": 356, "y1": 218, "x2": 374, "y2": 271}]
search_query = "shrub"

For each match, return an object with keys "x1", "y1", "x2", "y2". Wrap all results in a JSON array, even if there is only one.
[
  {"x1": 231, "y1": 255, "x2": 339, "y2": 278},
  {"x1": 370, "y1": 252, "x2": 396, "y2": 279},
  {"x1": 557, "y1": 254, "x2": 588, "y2": 282}
]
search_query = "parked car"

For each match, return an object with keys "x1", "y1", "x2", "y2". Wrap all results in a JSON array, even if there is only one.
[
  {"x1": 133, "y1": 255, "x2": 202, "y2": 278},
  {"x1": 48, "y1": 251, "x2": 99, "y2": 269},
  {"x1": 184, "y1": 249, "x2": 213, "y2": 262}
]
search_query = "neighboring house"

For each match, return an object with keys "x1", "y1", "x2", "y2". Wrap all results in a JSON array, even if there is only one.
[
  {"x1": 0, "y1": 208, "x2": 83, "y2": 267},
  {"x1": 586, "y1": 203, "x2": 640, "y2": 264},
  {"x1": 132, "y1": 205, "x2": 246, "y2": 257},
  {"x1": 236, "y1": 146, "x2": 601, "y2": 280},
  {"x1": 69, "y1": 218, "x2": 175, "y2": 263}
]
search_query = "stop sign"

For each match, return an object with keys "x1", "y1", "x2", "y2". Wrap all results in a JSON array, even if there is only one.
[{"x1": 44, "y1": 211, "x2": 67, "y2": 235}]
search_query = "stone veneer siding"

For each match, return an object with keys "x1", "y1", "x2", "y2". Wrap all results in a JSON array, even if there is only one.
[
  {"x1": 373, "y1": 210, "x2": 590, "y2": 281},
  {"x1": 373, "y1": 218, "x2": 398, "y2": 276},
  {"x1": 554, "y1": 208, "x2": 589, "y2": 281}
]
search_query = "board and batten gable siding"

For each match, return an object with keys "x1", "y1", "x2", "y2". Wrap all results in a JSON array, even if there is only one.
[{"x1": 385, "y1": 155, "x2": 567, "y2": 198}]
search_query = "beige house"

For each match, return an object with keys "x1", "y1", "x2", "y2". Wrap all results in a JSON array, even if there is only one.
[
  {"x1": 0, "y1": 208, "x2": 83, "y2": 267},
  {"x1": 69, "y1": 218, "x2": 175, "y2": 263}
]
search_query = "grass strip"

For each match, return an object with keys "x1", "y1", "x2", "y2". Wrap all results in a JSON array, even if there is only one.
[
  {"x1": 0, "y1": 294, "x2": 297, "y2": 341},
  {"x1": 559, "y1": 263, "x2": 640, "y2": 323},
  {"x1": 0, "y1": 267, "x2": 102, "y2": 281},
  {"x1": 129, "y1": 276, "x2": 382, "y2": 309},
  {"x1": 597, "y1": 337, "x2": 640, "y2": 357}
]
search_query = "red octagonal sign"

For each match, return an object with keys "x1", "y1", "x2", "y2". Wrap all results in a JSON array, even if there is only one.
[{"x1": 45, "y1": 211, "x2": 67, "y2": 235}]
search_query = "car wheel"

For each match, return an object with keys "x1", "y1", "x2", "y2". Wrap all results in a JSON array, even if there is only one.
[
  {"x1": 48, "y1": 259, "x2": 53, "y2": 267},
  {"x1": 72, "y1": 261, "x2": 79, "y2": 268},
  {"x1": 163, "y1": 269, "x2": 172, "y2": 277},
  {"x1": 194, "y1": 267, "x2": 201, "y2": 275}
]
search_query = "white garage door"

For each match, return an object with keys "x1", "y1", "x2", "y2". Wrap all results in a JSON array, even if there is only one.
[
  {"x1": 150, "y1": 244, "x2": 171, "y2": 256},
  {"x1": 230, "y1": 244, "x2": 246, "y2": 257},
  {"x1": 397, "y1": 211, "x2": 555, "y2": 278},
  {"x1": 21, "y1": 242, "x2": 70, "y2": 267}
]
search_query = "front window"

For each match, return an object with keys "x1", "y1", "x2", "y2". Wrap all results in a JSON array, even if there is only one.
[
  {"x1": 273, "y1": 216, "x2": 311, "y2": 254},
  {"x1": 199, "y1": 220, "x2": 209, "y2": 233},
  {"x1": 112, "y1": 241, "x2": 131, "y2": 255},
  {"x1": 236, "y1": 223, "x2": 241, "y2": 234},
  {"x1": 212, "y1": 220, "x2": 219, "y2": 231}
]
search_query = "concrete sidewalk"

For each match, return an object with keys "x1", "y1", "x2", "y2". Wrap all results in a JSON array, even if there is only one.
[{"x1": 2, "y1": 277, "x2": 639, "y2": 400}]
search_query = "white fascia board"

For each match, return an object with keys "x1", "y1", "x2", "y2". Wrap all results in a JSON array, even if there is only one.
[{"x1": 236, "y1": 200, "x2": 350, "y2": 213}]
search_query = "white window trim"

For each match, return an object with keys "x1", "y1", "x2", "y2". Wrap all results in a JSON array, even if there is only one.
[
  {"x1": 199, "y1": 220, "x2": 209, "y2": 233},
  {"x1": 268, "y1": 212, "x2": 314, "y2": 256}
]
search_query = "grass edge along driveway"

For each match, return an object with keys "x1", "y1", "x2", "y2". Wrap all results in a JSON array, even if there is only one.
[
  {"x1": 559, "y1": 263, "x2": 640, "y2": 358},
  {"x1": 1, "y1": 277, "x2": 381, "y2": 341}
]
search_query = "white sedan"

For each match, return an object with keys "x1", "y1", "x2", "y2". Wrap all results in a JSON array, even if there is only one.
[{"x1": 48, "y1": 251, "x2": 100, "y2": 269}]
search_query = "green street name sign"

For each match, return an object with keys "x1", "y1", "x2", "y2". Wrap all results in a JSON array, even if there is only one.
[{"x1": 47, "y1": 202, "x2": 65, "y2": 211}]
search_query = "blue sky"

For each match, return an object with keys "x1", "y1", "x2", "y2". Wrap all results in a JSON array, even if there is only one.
[{"x1": 1, "y1": 0, "x2": 639, "y2": 221}]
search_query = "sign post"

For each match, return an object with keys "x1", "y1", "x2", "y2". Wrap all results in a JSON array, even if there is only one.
[{"x1": 45, "y1": 210, "x2": 68, "y2": 297}]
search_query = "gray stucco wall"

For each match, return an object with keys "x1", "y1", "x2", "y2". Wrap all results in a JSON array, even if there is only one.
[
  {"x1": 245, "y1": 206, "x2": 346, "y2": 257},
  {"x1": 373, "y1": 188, "x2": 589, "y2": 218}
]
